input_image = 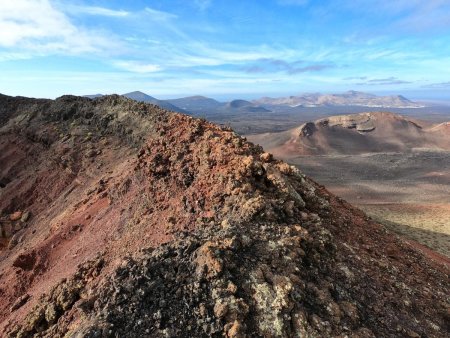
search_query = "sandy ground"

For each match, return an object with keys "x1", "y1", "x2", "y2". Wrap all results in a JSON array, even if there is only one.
[{"x1": 283, "y1": 150, "x2": 450, "y2": 257}]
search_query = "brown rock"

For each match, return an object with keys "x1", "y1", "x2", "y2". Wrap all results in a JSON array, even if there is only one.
[
  {"x1": 226, "y1": 320, "x2": 243, "y2": 338},
  {"x1": 213, "y1": 301, "x2": 228, "y2": 318},
  {"x1": 260, "y1": 152, "x2": 273, "y2": 162},
  {"x1": 194, "y1": 241, "x2": 223, "y2": 279},
  {"x1": 10, "y1": 294, "x2": 30, "y2": 312},
  {"x1": 20, "y1": 211, "x2": 31, "y2": 223},
  {"x1": 9, "y1": 211, "x2": 22, "y2": 221}
]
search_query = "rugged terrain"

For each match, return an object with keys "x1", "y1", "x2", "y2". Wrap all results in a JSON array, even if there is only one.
[{"x1": 0, "y1": 94, "x2": 449, "y2": 337}]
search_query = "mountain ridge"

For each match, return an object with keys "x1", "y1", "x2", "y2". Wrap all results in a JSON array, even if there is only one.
[
  {"x1": 0, "y1": 93, "x2": 448, "y2": 337},
  {"x1": 83, "y1": 90, "x2": 428, "y2": 117}
]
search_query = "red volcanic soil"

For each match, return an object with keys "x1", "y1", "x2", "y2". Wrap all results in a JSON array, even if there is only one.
[{"x1": 0, "y1": 94, "x2": 449, "y2": 337}]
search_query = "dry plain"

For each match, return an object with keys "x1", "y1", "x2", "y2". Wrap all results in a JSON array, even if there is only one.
[{"x1": 275, "y1": 150, "x2": 450, "y2": 257}]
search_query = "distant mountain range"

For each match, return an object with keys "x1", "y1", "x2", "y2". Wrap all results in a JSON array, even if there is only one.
[
  {"x1": 253, "y1": 91, "x2": 424, "y2": 108},
  {"x1": 84, "y1": 90, "x2": 426, "y2": 115},
  {"x1": 84, "y1": 91, "x2": 187, "y2": 113}
]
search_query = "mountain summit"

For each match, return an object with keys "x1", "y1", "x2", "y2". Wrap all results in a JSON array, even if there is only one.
[
  {"x1": 166, "y1": 96, "x2": 225, "y2": 113},
  {"x1": 122, "y1": 91, "x2": 187, "y2": 113},
  {"x1": 0, "y1": 94, "x2": 448, "y2": 337}
]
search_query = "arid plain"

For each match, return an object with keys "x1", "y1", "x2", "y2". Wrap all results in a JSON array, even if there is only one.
[{"x1": 276, "y1": 151, "x2": 450, "y2": 258}]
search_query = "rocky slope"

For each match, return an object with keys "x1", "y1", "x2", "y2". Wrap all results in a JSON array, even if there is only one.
[
  {"x1": 0, "y1": 94, "x2": 448, "y2": 337},
  {"x1": 248, "y1": 112, "x2": 450, "y2": 156}
]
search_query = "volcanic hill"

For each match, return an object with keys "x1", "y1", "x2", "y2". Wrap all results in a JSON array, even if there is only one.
[
  {"x1": 0, "y1": 94, "x2": 448, "y2": 337},
  {"x1": 248, "y1": 111, "x2": 450, "y2": 156}
]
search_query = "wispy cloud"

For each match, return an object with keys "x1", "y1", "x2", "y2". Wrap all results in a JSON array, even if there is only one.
[
  {"x1": 422, "y1": 81, "x2": 450, "y2": 88},
  {"x1": 398, "y1": 6, "x2": 450, "y2": 32},
  {"x1": 0, "y1": 52, "x2": 32, "y2": 62},
  {"x1": 243, "y1": 58, "x2": 334, "y2": 74},
  {"x1": 112, "y1": 60, "x2": 161, "y2": 73},
  {"x1": 355, "y1": 77, "x2": 412, "y2": 85},
  {"x1": 343, "y1": 76, "x2": 368, "y2": 80},
  {"x1": 65, "y1": 5, "x2": 129, "y2": 17},
  {"x1": 340, "y1": 0, "x2": 450, "y2": 32},
  {"x1": 144, "y1": 7, "x2": 178, "y2": 21},
  {"x1": 368, "y1": 77, "x2": 411, "y2": 84},
  {"x1": 290, "y1": 64, "x2": 334, "y2": 74},
  {"x1": 161, "y1": 45, "x2": 295, "y2": 68},
  {"x1": 1, "y1": 0, "x2": 449, "y2": 98}
]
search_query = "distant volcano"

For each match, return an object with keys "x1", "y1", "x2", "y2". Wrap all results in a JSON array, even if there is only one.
[{"x1": 248, "y1": 111, "x2": 450, "y2": 156}]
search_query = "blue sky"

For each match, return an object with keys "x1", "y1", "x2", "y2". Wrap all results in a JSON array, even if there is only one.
[{"x1": 0, "y1": 0, "x2": 449, "y2": 101}]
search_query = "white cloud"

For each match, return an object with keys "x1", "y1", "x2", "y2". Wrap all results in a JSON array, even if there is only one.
[
  {"x1": 0, "y1": 52, "x2": 32, "y2": 62},
  {"x1": 65, "y1": 5, "x2": 129, "y2": 17},
  {"x1": 0, "y1": 0, "x2": 70, "y2": 47},
  {"x1": 0, "y1": 0, "x2": 117, "y2": 54},
  {"x1": 144, "y1": 7, "x2": 178, "y2": 21},
  {"x1": 112, "y1": 60, "x2": 162, "y2": 73},
  {"x1": 157, "y1": 40, "x2": 300, "y2": 68}
]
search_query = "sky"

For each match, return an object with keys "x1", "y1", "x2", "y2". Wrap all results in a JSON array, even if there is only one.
[{"x1": 0, "y1": 0, "x2": 450, "y2": 101}]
